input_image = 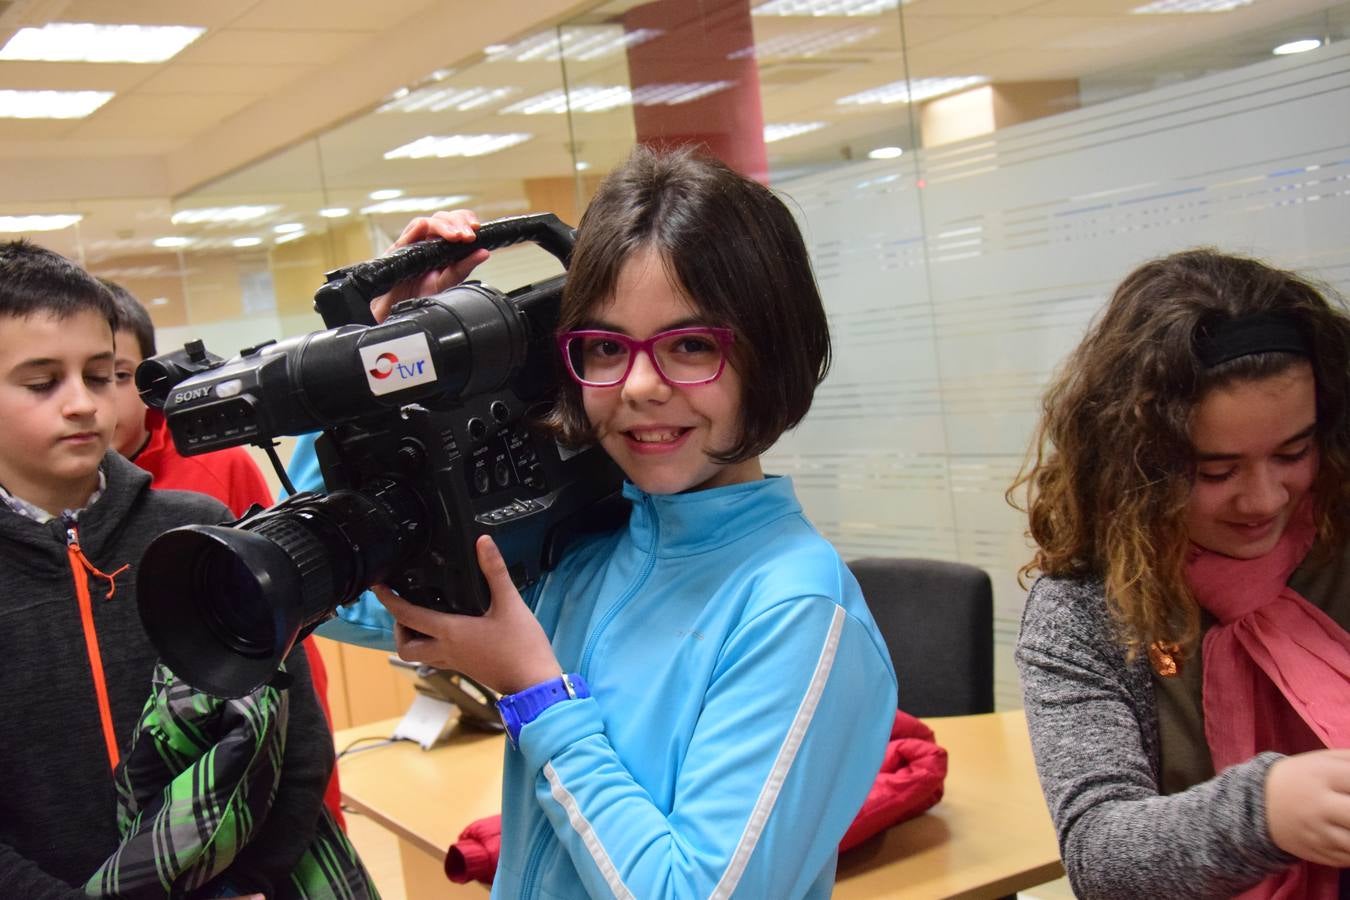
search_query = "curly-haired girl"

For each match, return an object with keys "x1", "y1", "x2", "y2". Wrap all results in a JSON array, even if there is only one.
[{"x1": 1011, "y1": 249, "x2": 1350, "y2": 899}]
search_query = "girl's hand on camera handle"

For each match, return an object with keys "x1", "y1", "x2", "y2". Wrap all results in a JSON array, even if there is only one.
[
  {"x1": 372, "y1": 534, "x2": 563, "y2": 696},
  {"x1": 1265, "y1": 748, "x2": 1350, "y2": 867},
  {"x1": 370, "y1": 209, "x2": 491, "y2": 323}
]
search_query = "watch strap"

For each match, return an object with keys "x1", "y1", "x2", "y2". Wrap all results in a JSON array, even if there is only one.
[{"x1": 497, "y1": 673, "x2": 590, "y2": 747}]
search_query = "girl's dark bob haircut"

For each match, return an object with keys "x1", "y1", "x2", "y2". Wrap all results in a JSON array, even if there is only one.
[{"x1": 551, "y1": 145, "x2": 831, "y2": 463}]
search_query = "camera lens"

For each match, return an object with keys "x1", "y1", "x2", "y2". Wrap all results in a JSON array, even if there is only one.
[
  {"x1": 138, "y1": 480, "x2": 427, "y2": 697},
  {"x1": 194, "y1": 545, "x2": 276, "y2": 659}
]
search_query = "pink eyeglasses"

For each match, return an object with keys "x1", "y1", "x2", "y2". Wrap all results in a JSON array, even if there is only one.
[{"x1": 557, "y1": 326, "x2": 736, "y2": 387}]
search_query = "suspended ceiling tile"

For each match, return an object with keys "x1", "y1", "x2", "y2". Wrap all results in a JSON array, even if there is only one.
[
  {"x1": 0, "y1": 60, "x2": 159, "y2": 92},
  {"x1": 0, "y1": 119, "x2": 83, "y2": 141},
  {"x1": 903, "y1": 0, "x2": 1051, "y2": 16},
  {"x1": 0, "y1": 136, "x2": 180, "y2": 157},
  {"x1": 133, "y1": 62, "x2": 313, "y2": 94},
  {"x1": 895, "y1": 15, "x2": 994, "y2": 48},
  {"x1": 67, "y1": 92, "x2": 260, "y2": 139},
  {"x1": 231, "y1": 0, "x2": 439, "y2": 31},
  {"x1": 175, "y1": 28, "x2": 374, "y2": 66},
  {"x1": 55, "y1": 0, "x2": 261, "y2": 28}
]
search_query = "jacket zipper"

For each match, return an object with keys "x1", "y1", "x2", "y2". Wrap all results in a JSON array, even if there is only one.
[
  {"x1": 579, "y1": 494, "x2": 659, "y2": 678},
  {"x1": 63, "y1": 515, "x2": 129, "y2": 772},
  {"x1": 518, "y1": 817, "x2": 553, "y2": 900},
  {"x1": 519, "y1": 494, "x2": 660, "y2": 897}
]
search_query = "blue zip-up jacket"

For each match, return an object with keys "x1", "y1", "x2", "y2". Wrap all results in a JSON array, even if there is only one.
[
  {"x1": 498, "y1": 476, "x2": 896, "y2": 900},
  {"x1": 288, "y1": 432, "x2": 896, "y2": 896}
]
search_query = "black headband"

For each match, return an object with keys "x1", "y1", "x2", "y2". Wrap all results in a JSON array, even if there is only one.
[{"x1": 1194, "y1": 311, "x2": 1311, "y2": 369}]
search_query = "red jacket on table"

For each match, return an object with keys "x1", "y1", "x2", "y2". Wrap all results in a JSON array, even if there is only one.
[{"x1": 131, "y1": 408, "x2": 346, "y2": 828}]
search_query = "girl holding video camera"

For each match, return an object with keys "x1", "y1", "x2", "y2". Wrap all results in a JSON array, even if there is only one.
[
  {"x1": 1011, "y1": 250, "x2": 1350, "y2": 898},
  {"x1": 373, "y1": 146, "x2": 897, "y2": 899}
]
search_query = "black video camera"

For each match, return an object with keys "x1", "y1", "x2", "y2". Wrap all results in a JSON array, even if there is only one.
[{"x1": 135, "y1": 214, "x2": 621, "y2": 697}]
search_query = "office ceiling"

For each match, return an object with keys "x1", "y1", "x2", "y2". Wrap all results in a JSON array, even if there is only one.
[{"x1": 0, "y1": 0, "x2": 1342, "y2": 264}]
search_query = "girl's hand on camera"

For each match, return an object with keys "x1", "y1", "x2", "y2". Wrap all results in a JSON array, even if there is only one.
[
  {"x1": 1265, "y1": 749, "x2": 1350, "y2": 867},
  {"x1": 373, "y1": 535, "x2": 562, "y2": 696},
  {"x1": 370, "y1": 209, "x2": 491, "y2": 323}
]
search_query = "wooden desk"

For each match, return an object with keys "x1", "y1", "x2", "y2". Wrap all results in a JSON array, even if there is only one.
[{"x1": 336, "y1": 710, "x2": 1062, "y2": 899}]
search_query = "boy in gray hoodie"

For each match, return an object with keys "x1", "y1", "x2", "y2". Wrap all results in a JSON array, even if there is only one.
[{"x1": 0, "y1": 240, "x2": 334, "y2": 898}]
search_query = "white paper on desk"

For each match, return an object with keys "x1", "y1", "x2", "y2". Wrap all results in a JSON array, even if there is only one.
[{"x1": 391, "y1": 692, "x2": 458, "y2": 750}]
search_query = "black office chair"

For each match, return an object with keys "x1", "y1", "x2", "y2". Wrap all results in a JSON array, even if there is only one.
[{"x1": 846, "y1": 557, "x2": 995, "y2": 717}]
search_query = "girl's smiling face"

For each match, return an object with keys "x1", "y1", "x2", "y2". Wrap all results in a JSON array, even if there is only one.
[
  {"x1": 1184, "y1": 361, "x2": 1319, "y2": 559},
  {"x1": 580, "y1": 248, "x2": 762, "y2": 495}
]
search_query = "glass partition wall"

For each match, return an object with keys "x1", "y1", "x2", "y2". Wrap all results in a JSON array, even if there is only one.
[{"x1": 11, "y1": 0, "x2": 1347, "y2": 708}]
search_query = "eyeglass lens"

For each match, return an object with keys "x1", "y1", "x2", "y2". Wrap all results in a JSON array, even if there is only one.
[{"x1": 567, "y1": 330, "x2": 725, "y2": 386}]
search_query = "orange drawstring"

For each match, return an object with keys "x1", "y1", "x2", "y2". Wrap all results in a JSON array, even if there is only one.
[{"x1": 65, "y1": 525, "x2": 130, "y2": 771}]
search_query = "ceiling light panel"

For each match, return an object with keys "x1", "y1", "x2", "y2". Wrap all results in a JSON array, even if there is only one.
[
  {"x1": 360, "y1": 195, "x2": 472, "y2": 215},
  {"x1": 0, "y1": 90, "x2": 114, "y2": 119},
  {"x1": 0, "y1": 23, "x2": 206, "y2": 63},
  {"x1": 837, "y1": 76, "x2": 985, "y2": 106},
  {"x1": 752, "y1": 0, "x2": 901, "y2": 16},
  {"x1": 1130, "y1": 0, "x2": 1253, "y2": 12},
  {"x1": 764, "y1": 121, "x2": 828, "y2": 142},
  {"x1": 501, "y1": 81, "x2": 735, "y2": 115},
  {"x1": 1273, "y1": 38, "x2": 1322, "y2": 55},
  {"x1": 729, "y1": 25, "x2": 880, "y2": 60},
  {"x1": 501, "y1": 87, "x2": 631, "y2": 115},
  {"x1": 383, "y1": 134, "x2": 532, "y2": 159},
  {"x1": 485, "y1": 26, "x2": 662, "y2": 63},
  {"x1": 378, "y1": 85, "x2": 518, "y2": 114},
  {"x1": 0, "y1": 214, "x2": 83, "y2": 233},
  {"x1": 170, "y1": 205, "x2": 279, "y2": 225}
]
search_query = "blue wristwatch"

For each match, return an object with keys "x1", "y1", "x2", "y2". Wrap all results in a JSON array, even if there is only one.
[{"x1": 496, "y1": 673, "x2": 590, "y2": 748}]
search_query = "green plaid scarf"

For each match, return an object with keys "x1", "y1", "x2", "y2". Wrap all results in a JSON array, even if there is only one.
[{"x1": 85, "y1": 663, "x2": 377, "y2": 899}]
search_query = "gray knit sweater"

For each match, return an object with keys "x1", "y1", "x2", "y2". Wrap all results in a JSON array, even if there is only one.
[
  {"x1": 0, "y1": 452, "x2": 332, "y2": 898},
  {"x1": 1016, "y1": 576, "x2": 1294, "y2": 899}
]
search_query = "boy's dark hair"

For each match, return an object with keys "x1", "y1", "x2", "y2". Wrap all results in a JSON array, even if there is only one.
[
  {"x1": 0, "y1": 239, "x2": 117, "y2": 329},
  {"x1": 102, "y1": 278, "x2": 157, "y2": 359},
  {"x1": 553, "y1": 145, "x2": 831, "y2": 462}
]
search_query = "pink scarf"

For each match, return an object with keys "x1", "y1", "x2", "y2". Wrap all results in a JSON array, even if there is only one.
[{"x1": 1186, "y1": 501, "x2": 1350, "y2": 899}]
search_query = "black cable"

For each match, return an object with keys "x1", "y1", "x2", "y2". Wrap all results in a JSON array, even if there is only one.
[
  {"x1": 258, "y1": 439, "x2": 297, "y2": 497},
  {"x1": 335, "y1": 735, "x2": 399, "y2": 760}
]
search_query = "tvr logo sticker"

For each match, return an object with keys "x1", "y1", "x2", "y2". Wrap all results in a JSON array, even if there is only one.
[
  {"x1": 360, "y1": 334, "x2": 437, "y2": 396},
  {"x1": 368, "y1": 352, "x2": 426, "y2": 380}
]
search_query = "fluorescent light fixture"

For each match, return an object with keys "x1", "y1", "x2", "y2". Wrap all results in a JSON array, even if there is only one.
[
  {"x1": 752, "y1": 0, "x2": 900, "y2": 15},
  {"x1": 231, "y1": 237, "x2": 262, "y2": 248},
  {"x1": 837, "y1": 76, "x2": 985, "y2": 106},
  {"x1": 1273, "y1": 38, "x2": 1322, "y2": 55},
  {"x1": 170, "y1": 205, "x2": 278, "y2": 225},
  {"x1": 730, "y1": 24, "x2": 879, "y2": 59},
  {"x1": 383, "y1": 133, "x2": 532, "y2": 159},
  {"x1": 148, "y1": 297, "x2": 170, "y2": 307},
  {"x1": 502, "y1": 81, "x2": 733, "y2": 115},
  {"x1": 153, "y1": 236, "x2": 192, "y2": 248},
  {"x1": 369, "y1": 189, "x2": 404, "y2": 200},
  {"x1": 1130, "y1": 0, "x2": 1252, "y2": 12},
  {"x1": 360, "y1": 195, "x2": 472, "y2": 215},
  {"x1": 634, "y1": 82, "x2": 734, "y2": 105},
  {"x1": 764, "y1": 121, "x2": 828, "y2": 142},
  {"x1": 0, "y1": 214, "x2": 83, "y2": 233},
  {"x1": 318, "y1": 207, "x2": 351, "y2": 218},
  {"x1": 502, "y1": 87, "x2": 631, "y2": 115},
  {"x1": 0, "y1": 23, "x2": 205, "y2": 63},
  {"x1": 0, "y1": 89, "x2": 114, "y2": 119},
  {"x1": 275, "y1": 230, "x2": 307, "y2": 244},
  {"x1": 575, "y1": 161, "x2": 591, "y2": 171},
  {"x1": 868, "y1": 145, "x2": 904, "y2": 159},
  {"x1": 485, "y1": 26, "x2": 662, "y2": 62},
  {"x1": 273, "y1": 223, "x2": 304, "y2": 234},
  {"x1": 378, "y1": 85, "x2": 517, "y2": 114}
]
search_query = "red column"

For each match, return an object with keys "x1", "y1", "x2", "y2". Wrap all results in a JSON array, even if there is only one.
[{"x1": 622, "y1": 0, "x2": 768, "y2": 183}]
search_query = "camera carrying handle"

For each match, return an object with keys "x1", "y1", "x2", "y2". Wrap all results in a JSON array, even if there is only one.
[{"x1": 313, "y1": 212, "x2": 576, "y2": 329}]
